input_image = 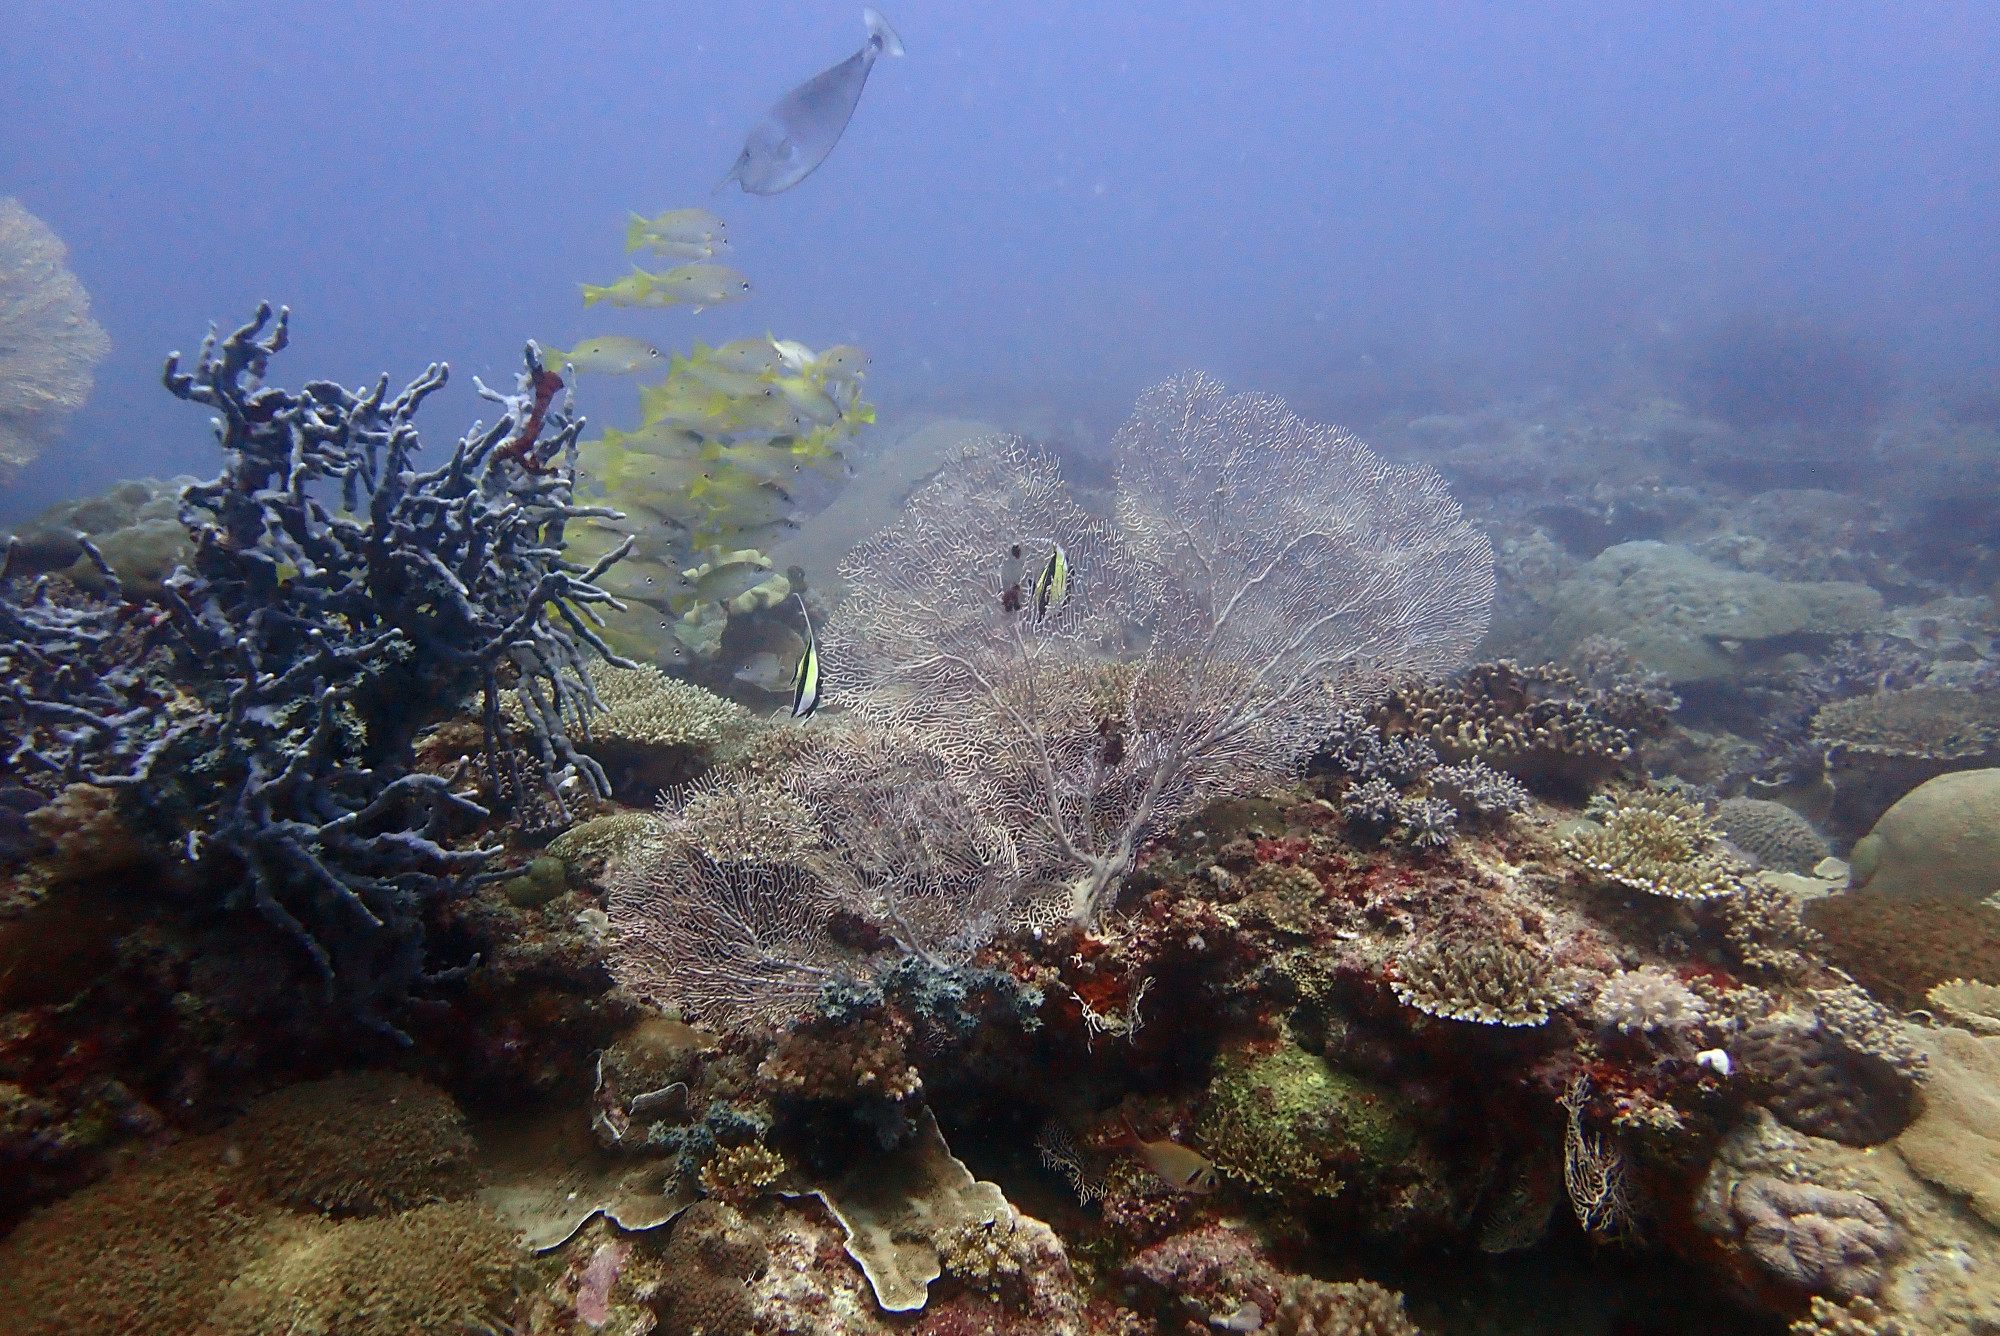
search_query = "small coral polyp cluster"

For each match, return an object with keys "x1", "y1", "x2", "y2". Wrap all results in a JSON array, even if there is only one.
[{"x1": 5, "y1": 330, "x2": 1997, "y2": 1336}]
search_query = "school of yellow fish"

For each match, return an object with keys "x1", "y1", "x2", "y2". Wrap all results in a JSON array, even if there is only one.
[{"x1": 549, "y1": 208, "x2": 875, "y2": 665}]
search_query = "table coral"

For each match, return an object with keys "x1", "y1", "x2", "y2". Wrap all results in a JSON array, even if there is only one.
[
  {"x1": 1391, "y1": 938, "x2": 1578, "y2": 1026},
  {"x1": 1564, "y1": 788, "x2": 1740, "y2": 900}
]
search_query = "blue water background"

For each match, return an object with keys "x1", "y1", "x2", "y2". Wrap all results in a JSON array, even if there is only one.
[{"x1": 3, "y1": 0, "x2": 1996, "y2": 516}]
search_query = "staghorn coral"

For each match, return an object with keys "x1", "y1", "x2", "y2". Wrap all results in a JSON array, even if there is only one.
[
  {"x1": 1271, "y1": 1277, "x2": 1421, "y2": 1336},
  {"x1": 827, "y1": 373, "x2": 1493, "y2": 928},
  {"x1": 1716, "y1": 874, "x2": 1825, "y2": 980},
  {"x1": 205, "y1": 1201, "x2": 525, "y2": 1336},
  {"x1": 1730, "y1": 1175, "x2": 1900, "y2": 1300},
  {"x1": 1717, "y1": 797, "x2": 1830, "y2": 874},
  {"x1": 1590, "y1": 966, "x2": 1707, "y2": 1035},
  {"x1": 1316, "y1": 709, "x2": 1526, "y2": 846},
  {"x1": 1371, "y1": 658, "x2": 1664, "y2": 794},
  {"x1": 1565, "y1": 788, "x2": 1740, "y2": 901},
  {"x1": 1811, "y1": 982, "x2": 1925, "y2": 1081},
  {"x1": 231, "y1": 1071, "x2": 476, "y2": 1216},
  {"x1": 0, "y1": 199, "x2": 109, "y2": 480},
  {"x1": 1391, "y1": 939, "x2": 1577, "y2": 1026}
]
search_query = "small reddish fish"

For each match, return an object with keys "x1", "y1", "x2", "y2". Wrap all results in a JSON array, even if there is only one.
[{"x1": 1113, "y1": 1113, "x2": 1219, "y2": 1193}]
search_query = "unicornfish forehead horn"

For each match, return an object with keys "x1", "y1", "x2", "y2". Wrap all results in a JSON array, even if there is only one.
[{"x1": 718, "y1": 7, "x2": 905, "y2": 196}]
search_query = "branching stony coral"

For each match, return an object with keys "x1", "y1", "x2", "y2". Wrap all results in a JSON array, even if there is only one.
[
  {"x1": 826, "y1": 372, "x2": 1493, "y2": 926},
  {"x1": 1392, "y1": 939, "x2": 1580, "y2": 1026},
  {"x1": 1565, "y1": 789, "x2": 1739, "y2": 900},
  {"x1": 1590, "y1": 967, "x2": 1707, "y2": 1035},
  {"x1": 0, "y1": 199, "x2": 109, "y2": 479}
]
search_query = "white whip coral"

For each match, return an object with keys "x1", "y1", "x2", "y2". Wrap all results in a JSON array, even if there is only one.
[{"x1": 826, "y1": 372, "x2": 1494, "y2": 926}]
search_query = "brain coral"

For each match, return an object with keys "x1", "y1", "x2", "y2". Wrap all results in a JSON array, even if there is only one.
[
  {"x1": 1729, "y1": 1175, "x2": 1899, "y2": 1300},
  {"x1": 1716, "y1": 797, "x2": 1829, "y2": 875},
  {"x1": 0, "y1": 199, "x2": 110, "y2": 480},
  {"x1": 233, "y1": 1071, "x2": 477, "y2": 1216},
  {"x1": 1392, "y1": 939, "x2": 1577, "y2": 1026},
  {"x1": 1732, "y1": 1020, "x2": 1915, "y2": 1147}
]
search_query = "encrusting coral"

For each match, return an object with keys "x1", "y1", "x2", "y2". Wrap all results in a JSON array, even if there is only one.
[
  {"x1": 1195, "y1": 1038, "x2": 1419, "y2": 1199},
  {"x1": 0, "y1": 199, "x2": 109, "y2": 480}
]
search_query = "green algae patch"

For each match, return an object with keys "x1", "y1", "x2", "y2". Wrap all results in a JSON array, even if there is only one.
[{"x1": 1196, "y1": 1040, "x2": 1418, "y2": 1199}]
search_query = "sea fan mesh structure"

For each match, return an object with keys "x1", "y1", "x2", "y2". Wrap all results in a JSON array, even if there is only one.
[
  {"x1": 825, "y1": 372, "x2": 1494, "y2": 925},
  {"x1": 612, "y1": 374, "x2": 1494, "y2": 1027},
  {"x1": 0, "y1": 199, "x2": 110, "y2": 480}
]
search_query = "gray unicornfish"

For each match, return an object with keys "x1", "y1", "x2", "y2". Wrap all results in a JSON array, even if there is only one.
[{"x1": 718, "y1": 7, "x2": 905, "y2": 196}]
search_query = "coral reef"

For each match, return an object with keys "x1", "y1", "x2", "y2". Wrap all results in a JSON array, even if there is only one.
[
  {"x1": 1591, "y1": 966, "x2": 1707, "y2": 1034},
  {"x1": 0, "y1": 199, "x2": 109, "y2": 480},
  {"x1": 1805, "y1": 889, "x2": 2000, "y2": 1007},
  {"x1": 1728, "y1": 1175, "x2": 1900, "y2": 1300},
  {"x1": 1892, "y1": 1026, "x2": 2000, "y2": 1228},
  {"x1": 0, "y1": 1135, "x2": 261, "y2": 1334},
  {"x1": 1717, "y1": 797, "x2": 1830, "y2": 874},
  {"x1": 1565, "y1": 788, "x2": 1741, "y2": 900},
  {"x1": 230, "y1": 1070, "x2": 476, "y2": 1216},
  {"x1": 1391, "y1": 938, "x2": 1577, "y2": 1026},
  {"x1": 203, "y1": 1201, "x2": 523, "y2": 1335},
  {"x1": 1847, "y1": 767, "x2": 2000, "y2": 901},
  {"x1": 1733, "y1": 1017, "x2": 1916, "y2": 1147},
  {"x1": 1272, "y1": 1278, "x2": 1422, "y2": 1336},
  {"x1": 1927, "y1": 978, "x2": 2000, "y2": 1035},
  {"x1": 1195, "y1": 1038, "x2": 1419, "y2": 1199},
  {"x1": 654, "y1": 1200, "x2": 768, "y2": 1336},
  {"x1": 1370, "y1": 658, "x2": 1671, "y2": 794}
]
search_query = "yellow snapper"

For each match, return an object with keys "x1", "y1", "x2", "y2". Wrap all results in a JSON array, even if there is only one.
[
  {"x1": 540, "y1": 336, "x2": 664, "y2": 376},
  {"x1": 652, "y1": 263, "x2": 754, "y2": 313},
  {"x1": 675, "y1": 357, "x2": 776, "y2": 400},
  {"x1": 814, "y1": 344, "x2": 871, "y2": 379},
  {"x1": 595, "y1": 558, "x2": 686, "y2": 605},
  {"x1": 772, "y1": 374, "x2": 843, "y2": 426},
  {"x1": 1115, "y1": 1115, "x2": 1218, "y2": 1193},
  {"x1": 675, "y1": 557, "x2": 777, "y2": 610},
  {"x1": 691, "y1": 336, "x2": 786, "y2": 376},
  {"x1": 625, "y1": 207, "x2": 728, "y2": 251},
  {"x1": 580, "y1": 269, "x2": 665, "y2": 308},
  {"x1": 601, "y1": 420, "x2": 706, "y2": 459}
]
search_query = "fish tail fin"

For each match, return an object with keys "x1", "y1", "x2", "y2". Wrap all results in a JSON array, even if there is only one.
[
  {"x1": 624, "y1": 212, "x2": 649, "y2": 253},
  {"x1": 580, "y1": 284, "x2": 605, "y2": 307},
  {"x1": 863, "y1": 7, "x2": 905, "y2": 56}
]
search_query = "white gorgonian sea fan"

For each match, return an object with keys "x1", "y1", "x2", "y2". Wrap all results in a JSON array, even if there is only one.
[{"x1": 823, "y1": 371, "x2": 1494, "y2": 928}]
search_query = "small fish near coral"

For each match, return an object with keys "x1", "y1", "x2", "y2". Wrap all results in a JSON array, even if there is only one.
[
  {"x1": 792, "y1": 591, "x2": 822, "y2": 718},
  {"x1": 1111, "y1": 1114, "x2": 1219, "y2": 1193},
  {"x1": 539, "y1": 335, "x2": 663, "y2": 376},
  {"x1": 718, "y1": 7, "x2": 906, "y2": 195},
  {"x1": 624, "y1": 206, "x2": 730, "y2": 259}
]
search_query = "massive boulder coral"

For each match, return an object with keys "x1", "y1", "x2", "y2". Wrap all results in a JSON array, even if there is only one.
[
  {"x1": 0, "y1": 199, "x2": 109, "y2": 481},
  {"x1": 1847, "y1": 767, "x2": 2000, "y2": 902}
]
